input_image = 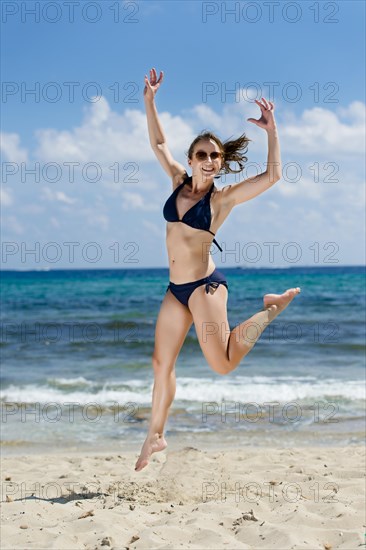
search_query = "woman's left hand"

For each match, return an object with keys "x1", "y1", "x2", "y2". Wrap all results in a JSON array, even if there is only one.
[{"x1": 247, "y1": 98, "x2": 276, "y2": 131}]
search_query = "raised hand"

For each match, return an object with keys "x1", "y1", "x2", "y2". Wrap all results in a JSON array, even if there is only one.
[
  {"x1": 247, "y1": 98, "x2": 276, "y2": 131},
  {"x1": 144, "y1": 67, "x2": 164, "y2": 100}
]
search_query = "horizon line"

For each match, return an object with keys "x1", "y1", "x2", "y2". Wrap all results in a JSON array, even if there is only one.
[{"x1": 1, "y1": 264, "x2": 365, "y2": 273}]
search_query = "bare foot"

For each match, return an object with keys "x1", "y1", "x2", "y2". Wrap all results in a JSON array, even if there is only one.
[
  {"x1": 134, "y1": 432, "x2": 167, "y2": 472},
  {"x1": 263, "y1": 287, "x2": 301, "y2": 314}
]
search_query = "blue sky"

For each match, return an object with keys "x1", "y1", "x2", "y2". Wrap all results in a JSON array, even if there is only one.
[{"x1": 1, "y1": 0, "x2": 365, "y2": 269}]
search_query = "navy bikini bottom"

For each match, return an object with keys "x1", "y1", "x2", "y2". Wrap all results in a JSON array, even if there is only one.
[{"x1": 166, "y1": 268, "x2": 228, "y2": 308}]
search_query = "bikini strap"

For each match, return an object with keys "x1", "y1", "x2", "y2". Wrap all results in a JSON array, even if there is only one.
[
  {"x1": 212, "y1": 238, "x2": 223, "y2": 252},
  {"x1": 206, "y1": 229, "x2": 223, "y2": 252}
]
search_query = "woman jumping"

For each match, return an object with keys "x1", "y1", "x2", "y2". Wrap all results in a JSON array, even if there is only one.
[{"x1": 135, "y1": 68, "x2": 301, "y2": 471}]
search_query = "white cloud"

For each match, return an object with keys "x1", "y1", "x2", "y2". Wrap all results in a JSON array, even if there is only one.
[
  {"x1": 78, "y1": 208, "x2": 109, "y2": 230},
  {"x1": 133, "y1": 0, "x2": 164, "y2": 15},
  {"x1": 279, "y1": 100, "x2": 365, "y2": 156},
  {"x1": 2, "y1": 215, "x2": 24, "y2": 235},
  {"x1": 337, "y1": 101, "x2": 366, "y2": 123},
  {"x1": 20, "y1": 204, "x2": 44, "y2": 214},
  {"x1": 142, "y1": 219, "x2": 164, "y2": 237},
  {"x1": 267, "y1": 200, "x2": 279, "y2": 210},
  {"x1": 0, "y1": 132, "x2": 28, "y2": 162},
  {"x1": 0, "y1": 187, "x2": 13, "y2": 206},
  {"x1": 41, "y1": 187, "x2": 77, "y2": 204},
  {"x1": 275, "y1": 175, "x2": 323, "y2": 199},
  {"x1": 186, "y1": 104, "x2": 223, "y2": 132},
  {"x1": 92, "y1": 214, "x2": 109, "y2": 231},
  {"x1": 184, "y1": 96, "x2": 365, "y2": 159},
  {"x1": 34, "y1": 96, "x2": 194, "y2": 165},
  {"x1": 121, "y1": 191, "x2": 159, "y2": 211}
]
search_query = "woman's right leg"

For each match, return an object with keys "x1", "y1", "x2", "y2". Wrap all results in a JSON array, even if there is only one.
[{"x1": 134, "y1": 289, "x2": 193, "y2": 471}]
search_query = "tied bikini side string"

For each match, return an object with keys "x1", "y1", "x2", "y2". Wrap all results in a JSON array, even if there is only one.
[{"x1": 205, "y1": 278, "x2": 219, "y2": 294}]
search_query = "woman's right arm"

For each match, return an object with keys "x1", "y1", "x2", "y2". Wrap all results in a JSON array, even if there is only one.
[{"x1": 144, "y1": 68, "x2": 186, "y2": 182}]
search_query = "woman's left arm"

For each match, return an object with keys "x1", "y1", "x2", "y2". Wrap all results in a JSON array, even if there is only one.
[{"x1": 223, "y1": 98, "x2": 282, "y2": 207}]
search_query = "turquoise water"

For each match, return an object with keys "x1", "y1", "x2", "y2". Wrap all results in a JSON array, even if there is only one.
[{"x1": 1, "y1": 266, "x2": 365, "y2": 452}]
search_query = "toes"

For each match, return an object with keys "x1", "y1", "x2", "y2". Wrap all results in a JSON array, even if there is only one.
[
  {"x1": 135, "y1": 461, "x2": 147, "y2": 471},
  {"x1": 134, "y1": 458, "x2": 146, "y2": 471},
  {"x1": 291, "y1": 287, "x2": 301, "y2": 295}
]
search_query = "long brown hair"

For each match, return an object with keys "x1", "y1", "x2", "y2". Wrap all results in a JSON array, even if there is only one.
[{"x1": 186, "y1": 130, "x2": 251, "y2": 178}]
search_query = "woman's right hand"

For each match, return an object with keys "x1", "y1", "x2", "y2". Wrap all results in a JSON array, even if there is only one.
[{"x1": 144, "y1": 67, "x2": 164, "y2": 100}]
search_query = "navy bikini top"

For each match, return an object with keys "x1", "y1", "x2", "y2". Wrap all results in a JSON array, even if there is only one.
[{"x1": 163, "y1": 173, "x2": 223, "y2": 252}]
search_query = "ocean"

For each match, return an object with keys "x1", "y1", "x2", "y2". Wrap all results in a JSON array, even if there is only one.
[{"x1": 1, "y1": 266, "x2": 365, "y2": 454}]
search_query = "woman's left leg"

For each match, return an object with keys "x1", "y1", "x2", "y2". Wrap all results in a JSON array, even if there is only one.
[{"x1": 187, "y1": 285, "x2": 301, "y2": 375}]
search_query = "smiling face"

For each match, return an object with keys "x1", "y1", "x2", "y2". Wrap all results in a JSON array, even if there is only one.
[{"x1": 188, "y1": 139, "x2": 223, "y2": 183}]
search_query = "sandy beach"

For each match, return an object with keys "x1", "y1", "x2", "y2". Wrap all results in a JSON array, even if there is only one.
[{"x1": 1, "y1": 440, "x2": 365, "y2": 550}]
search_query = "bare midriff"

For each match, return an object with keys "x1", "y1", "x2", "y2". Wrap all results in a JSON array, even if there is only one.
[{"x1": 165, "y1": 222, "x2": 217, "y2": 284}]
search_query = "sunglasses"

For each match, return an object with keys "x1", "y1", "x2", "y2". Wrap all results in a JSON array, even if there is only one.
[{"x1": 195, "y1": 150, "x2": 222, "y2": 161}]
